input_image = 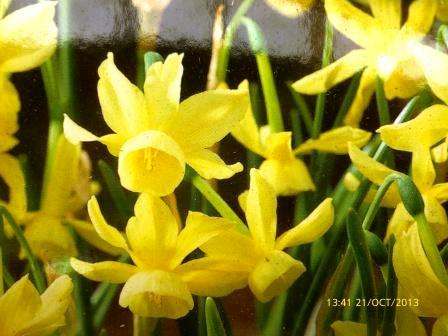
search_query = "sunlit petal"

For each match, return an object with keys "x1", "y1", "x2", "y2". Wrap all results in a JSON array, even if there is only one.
[
  {"x1": 292, "y1": 49, "x2": 370, "y2": 94},
  {"x1": 70, "y1": 258, "x2": 137, "y2": 284},
  {"x1": 87, "y1": 196, "x2": 128, "y2": 250},
  {"x1": 403, "y1": 0, "x2": 437, "y2": 34},
  {"x1": 370, "y1": 0, "x2": 401, "y2": 29},
  {"x1": 294, "y1": 127, "x2": 371, "y2": 155},
  {"x1": 98, "y1": 53, "x2": 149, "y2": 136},
  {"x1": 0, "y1": 2, "x2": 57, "y2": 72},
  {"x1": 144, "y1": 53, "x2": 183, "y2": 127},
  {"x1": 186, "y1": 148, "x2": 243, "y2": 180},
  {"x1": 246, "y1": 169, "x2": 277, "y2": 250},
  {"x1": 264, "y1": 0, "x2": 315, "y2": 18},
  {"x1": 166, "y1": 87, "x2": 249, "y2": 152},
  {"x1": 275, "y1": 198, "x2": 334, "y2": 250},
  {"x1": 0, "y1": 76, "x2": 19, "y2": 149},
  {"x1": 0, "y1": 154, "x2": 26, "y2": 221}
]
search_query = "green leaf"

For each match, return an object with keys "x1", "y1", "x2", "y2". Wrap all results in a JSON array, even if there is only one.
[{"x1": 205, "y1": 297, "x2": 227, "y2": 336}]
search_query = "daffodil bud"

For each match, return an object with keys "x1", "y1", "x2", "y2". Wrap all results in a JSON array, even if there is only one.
[
  {"x1": 144, "y1": 51, "x2": 163, "y2": 71},
  {"x1": 364, "y1": 230, "x2": 387, "y2": 266},
  {"x1": 395, "y1": 174, "x2": 425, "y2": 217}
]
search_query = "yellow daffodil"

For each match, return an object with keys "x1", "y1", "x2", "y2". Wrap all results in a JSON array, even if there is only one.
[
  {"x1": 22, "y1": 135, "x2": 120, "y2": 261},
  {"x1": 348, "y1": 143, "x2": 448, "y2": 243},
  {"x1": 0, "y1": 0, "x2": 57, "y2": 148},
  {"x1": 64, "y1": 53, "x2": 248, "y2": 196},
  {"x1": 232, "y1": 102, "x2": 370, "y2": 195},
  {"x1": 437, "y1": 0, "x2": 448, "y2": 22},
  {"x1": 292, "y1": 0, "x2": 443, "y2": 127},
  {"x1": 0, "y1": 274, "x2": 72, "y2": 336},
  {"x1": 331, "y1": 306, "x2": 427, "y2": 336},
  {"x1": 393, "y1": 225, "x2": 448, "y2": 335},
  {"x1": 264, "y1": 0, "x2": 315, "y2": 17},
  {"x1": 201, "y1": 169, "x2": 334, "y2": 302},
  {"x1": 71, "y1": 193, "x2": 247, "y2": 318}
]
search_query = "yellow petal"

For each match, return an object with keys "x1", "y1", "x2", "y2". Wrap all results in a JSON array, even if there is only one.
[
  {"x1": 382, "y1": 57, "x2": 424, "y2": 100},
  {"x1": 292, "y1": 49, "x2": 370, "y2": 94},
  {"x1": 378, "y1": 104, "x2": 448, "y2": 151},
  {"x1": 175, "y1": 256, "x2": 250, "y2": 297},
  {"x1": 18, "y1": 275, "x2": 73, "y2": 336},
  {"x1": 385, "y1": 202, "x2": 415, "y2": 242},
  {"x1": 99, "y1": 133, "x2": 127, "y2": 156},
  {"x1": 411, "y1": 148, "x2": 436, "y2": 191},
  {"x1": 264, "y1": 132, "x2": 294, "y2": 161},
  {"x1": 186, "y1": 148, "x2": 243, "y2": 180},
  {"x1": 370, "y1": 0, "x2": 401, "y2": 29},
  {"x1": 232, "y1": 101, "x2": 264, "y2": 157},
  {"x1": 331, "y1": 321, "x2": 368, "y2": 336},
  {"x1": 0, "y1": 0, "x2": 11, "y2": 18},
  {"x1": 264, "y1": 0, "x2": 315, "y2": 18},
  {"x1": 438, "y1": 0, "x2": 448, "y2": 22},
  {"x1": 41, "y1": 135, "x2": 80, "y2": 217},
  {"x1": 276, "y1": 198, "x2": 334, "y2": 250},
  {"x1": 249, "y1": 250, "x2": 305, "y2": 302},
  {"x1": 0, "y1": 76, "x2": 19, "y2": 147},
  {"x1": 98, "y1": 53, "x2": 149, "y2": 137},
  {"x1": 259, "y1": 157, "x2": 315, "y2": 196},
  {"x1": 70, "y1": 258, "x2": 137, "y2": 284},
  {"x1": 348, "y1": 143, "x2": 398, "y2": 186},
  {"x1": 126, "y1": 193, "x2": 178, "y2": 269},
  {"x1": 87, "y1": 196, "x2": 128, "y2": 250},
  {"x1": 200, "y1": 230, "x2": 259, "y2": 261},
  {"x1": 411, "y1": 44, "x2": 448, "y2": 104},
  {"x1": 403, "y1": 0, "x2": 437, "y2": 34},
  {"x1": 144, "y1": 53, "x2": 183, "y2": 128},
  {"x1": 0, "y1": 154, "x2": 26, "y2": 221},
  {"x1": 118, "y1": 130, "x2": 185, "y2": 195},
  {"x1": 119, "y1": 271, "x2": 193, "y2": 319},
  {"x1": 68, "y1": 219, "x2": 123, "y2": 256},
  {"x1": 430, "y1": 183, "x2": 448, "y2": 202},
  {"x1": 432, "y1": 139, "x2": 448, "y2": 163},
  {"x1": 325, "y1": 0, "x2": 382, "y2": 48},
  {"x1": 295, "y1": 126, "x2": 371, "y2": 155},
  {"x1": 0, "y1": 275, "x2": 41, "y2": 335},
  {"x1": 423, "y1": 196, "x2": 448, "y2": 243},
  {"x1": 395, "y1": 306, "x2": 427, "y2": 336},
  {"x1": 165, "y1": 87, "x2": 249, "y2": 152},
  {"x1": 62, "y1": 114, "x2": 98, "y2": 144},
  {"x1": 393, "y1": 225, "x2": 448, "y2": 317},
  {"x1": 172, "y1": 212, "x2": 233, "y2": 267},
  {"x1": 433, "y1": 314, "x2": 448, "y2": 336},
  {"x1": 344, "y1": 66, "x2": 377, "y2": 127},
  {"x1": 246, "y1": 169, "x2": 277, "y2": 250},
  {"x1": 24, "y1": 216, "x2": 76, "y2": 261},
  {"x1": 0, "y1": 2, "x2": 57, "y2": 73}
]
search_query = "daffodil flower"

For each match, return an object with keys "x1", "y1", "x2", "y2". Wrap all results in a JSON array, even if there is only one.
[
  {"x1": 64, "y1": 53, "x2": 248, "y2": 196},
  {"x1": 200, "y1": 169, "x2": 334, "y2": 302},
  {"x1": 232, "y1": 104, "x2": 370, "y2": 195},
  {"x1": 393, "y1": 225, "x2": 448, "y2": 335},
  {"x1": 22, "y1": 135, "x2": 120, "y2": 261},
  {"x1": 0, "y1": 274, "x2": 72, "y2": 336},
  {"x1": 292, "y1": 0, "x2": 442, "y2": 126},
  {"x1": 0, "y1": 0, "x2": 57, "y2": 149},
  {"x1": 71, "y1": 193, "x2": 247, "y2": 318},
  {"x1": 264, "y1": 0, "x2": 315, "y2": 17},
  {"x1": 348, "y1": 142, "x2": 448, "y2": 243},
  {"x1": 437, "y1": 0, "x2": 448, "y2": 22}
]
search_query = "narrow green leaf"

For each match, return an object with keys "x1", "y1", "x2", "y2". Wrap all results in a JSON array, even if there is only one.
[
  {"x1": 206, "y1": 297, "x2": 227, "y2": 336},
  {"x1": 381, "y1": 236, "x2": 397, "y2": 336}
]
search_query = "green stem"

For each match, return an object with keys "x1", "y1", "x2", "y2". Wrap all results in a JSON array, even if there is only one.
[
  {"x1": 288, "y1": 84, "x2": 313, "y2": 136},
  {"x1": 346, "y1": 210, "x2": 377, "y2": 336},
  {"x1": 18, "y1": 154, "x2": 39, "y2": 211},
  {"x1": 312, "y1": 19, "x2": 333, "y2": 138},
  {"x1": 98, "y1": 160, "x2": 133, "y2": 220},
  {"x1": 73, "y1": 273, "x2": 93, "y2": 336},
  {"x1": 261, "y1": 293, "x2": 287, "y2": 336},
  {"x1": 216, "y1": 0, "x2": 255, "y2": 82},
  {"x1": 241, "y1": 17, "x2": 284, "y2": 132},
  {"x1": 133, "y1": 316, "x2": 157, "y2": 336},
  {"x1": 0, "y1": 206, "x2": 46, "y2": 293},
  {"x1": 415, "y1": 213, "x2": 448, "y2": 286},
  {"x1": 333, "y1": 72, "x2": 362, "y2": 127},
  {"x1": 93, "y1": 283, "x2": 121, "y2": 332},
  {"x1": 185, "y1": 168, "x2": 247, "y2": 234},
  {"x1": 381, "y1": 236, "x2": 397, "y2": 336},
  {"x1": 205, "y1": 297, "x2": 227, "y2": 336},
  {"x1": 375, "y1": 77, "x2": 390, "y2": 126}
]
